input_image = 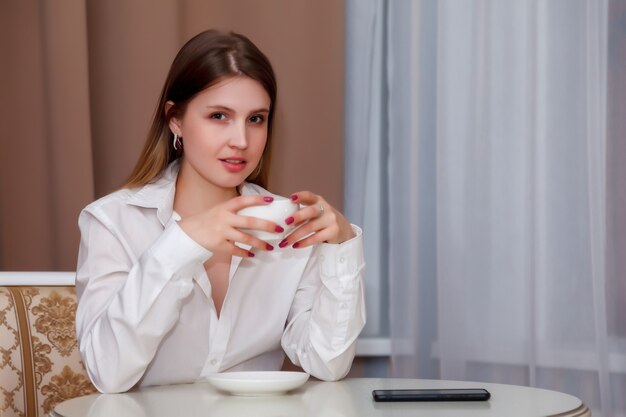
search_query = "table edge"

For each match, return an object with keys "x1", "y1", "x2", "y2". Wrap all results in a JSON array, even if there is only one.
[{"x1": 549, "y1": 403, "x2": 591, "y2": 417}]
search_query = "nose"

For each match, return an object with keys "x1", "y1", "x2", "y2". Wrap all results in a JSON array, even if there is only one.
[{"x1": 228, "y1": 119, "x2": 248, "y2": 149}]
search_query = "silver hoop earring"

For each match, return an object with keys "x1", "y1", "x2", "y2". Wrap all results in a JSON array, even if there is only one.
[{"x1": 172, "y1": 133, "x2": 182, "y2": 150}]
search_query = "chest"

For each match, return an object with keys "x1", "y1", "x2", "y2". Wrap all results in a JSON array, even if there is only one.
[{"x1": 204, "y1": 253, "x2": 231, "y2": 316}]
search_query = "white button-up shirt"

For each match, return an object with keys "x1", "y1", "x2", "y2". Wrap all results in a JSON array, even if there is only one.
[{"x1": 75, "y1": 162, "x2": 366, "y2": 393}]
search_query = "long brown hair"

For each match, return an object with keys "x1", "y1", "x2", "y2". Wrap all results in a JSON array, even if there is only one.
[{"x1": 124, "y1": 30, "x2": 277, "y2": 189}]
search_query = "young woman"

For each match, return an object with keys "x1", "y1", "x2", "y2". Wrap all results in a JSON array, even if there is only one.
[{"x1": 75, "y1": 30, "x2": 365, "y2": 394}]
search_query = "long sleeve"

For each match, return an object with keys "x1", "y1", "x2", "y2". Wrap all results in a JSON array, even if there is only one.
[
  {"x1": 75, "y1": 207, "x2": 211, "y2": 393},
  {"x1": 280, "y1": 225, "x2": 366, "y2": 380}
]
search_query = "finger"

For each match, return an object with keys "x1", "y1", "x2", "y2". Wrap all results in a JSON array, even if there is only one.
[
  {"x1": 292, "y1": 227, "x2": 336, "y2": 249},
  {"x1": 227, "y1": 242, "x2": 256, "y2": 258},
  {"x1": 287, "y1": 217, "x2": 329, "y2": 242},
  {"x1": 289, "y1": 191, "x2": 318, "y2": 205},
  {"x1": 285, "y1": 204, "x2": 325, "y2": 228},
  {"x1": 232, "y1": 214, "x2": 285, "y2": 235},
  {"x1": 227, "y1": 229, "x2": 276, "y2": 252},
  {"x1": 279, "y1": 217, "x2": 330, "y2": 248},
  {"x1": 225, "y1": 194, "x2": 275, "y2": 212}
]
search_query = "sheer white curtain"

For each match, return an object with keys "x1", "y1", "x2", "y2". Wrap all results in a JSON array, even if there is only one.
[{"x1": 345, "y1": 1, "x2": 625, "y2": 416}]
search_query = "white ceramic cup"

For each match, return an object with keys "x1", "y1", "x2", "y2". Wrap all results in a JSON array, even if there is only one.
[{"x1": 236, "y1": 197, "x2": 298, "y2": 241}]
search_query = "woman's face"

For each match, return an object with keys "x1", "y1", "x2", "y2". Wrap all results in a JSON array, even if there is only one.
[{"x1": 170, "y1": 76, "x2": 270, "y2": 191}]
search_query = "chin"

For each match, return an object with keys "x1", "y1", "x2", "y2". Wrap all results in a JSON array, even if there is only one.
[{"x1": 216, "y1": 173, "x2": 253, "y2": 189}]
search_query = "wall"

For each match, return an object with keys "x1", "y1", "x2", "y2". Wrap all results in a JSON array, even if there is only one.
[
  {"x1": 87, "y1": 0, "x2": 345, "y2": 208},
  {"x1": 0, "y1": 0, "x2": 345, "y2": 270}
]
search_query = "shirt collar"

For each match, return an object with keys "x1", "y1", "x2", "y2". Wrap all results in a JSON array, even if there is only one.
[
  {"x1": 126, "y1": 160, "x2": 262, "y2": 226},
  {"x1": 126, "y1": 161, "x2": 178, "y2": 226}
]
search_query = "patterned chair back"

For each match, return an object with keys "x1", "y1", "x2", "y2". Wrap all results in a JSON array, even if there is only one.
[{"x1": 0, "y1": 273, "x2": 97, "y2": 417}]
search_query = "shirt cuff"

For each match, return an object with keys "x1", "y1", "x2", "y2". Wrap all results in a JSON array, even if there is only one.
[
  {"x1": 147, "y1": 221, "x2": 212, "y2": 276},
  {"x1": 317, "y1": 224, "x2": 364, "y2": 279}
]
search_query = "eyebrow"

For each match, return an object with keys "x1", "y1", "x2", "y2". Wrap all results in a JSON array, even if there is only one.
[{"x1": 206, "y1": 105, "x2": 270, "y2": 114}]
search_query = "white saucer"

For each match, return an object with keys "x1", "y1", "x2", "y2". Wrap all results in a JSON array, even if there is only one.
[{"x1": 206, "y1": 371, "x2": 309, "y2": 396}]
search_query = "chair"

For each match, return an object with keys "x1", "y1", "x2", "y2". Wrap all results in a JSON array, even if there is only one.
[{"x1": 0, "y1": 272, "x2": 97, "y2": 417}]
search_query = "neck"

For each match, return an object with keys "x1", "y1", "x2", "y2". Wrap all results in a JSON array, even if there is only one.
[{"x1": 173, "y1": 162, "x2": 240, "y2": 217}]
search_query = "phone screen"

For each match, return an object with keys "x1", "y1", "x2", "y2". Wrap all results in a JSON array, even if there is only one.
[{"x1": 372, "y1": 388, "x2": 491, "y2": 402}]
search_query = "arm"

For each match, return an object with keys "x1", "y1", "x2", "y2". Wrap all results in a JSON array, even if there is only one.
[
  {"x1": 75, "y1": 208, "x2": 210, "y2": 393},
  {"x1": 281, "y1": 226, "x2": 366, "y2": 380}
]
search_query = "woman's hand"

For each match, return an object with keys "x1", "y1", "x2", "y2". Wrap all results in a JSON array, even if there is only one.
[
  {"x1": 278, "y1": 191, "x2": 355, "y2": 249},
  {"x1": 177, "y1": 195, "x2": 284, "y2": 258}
]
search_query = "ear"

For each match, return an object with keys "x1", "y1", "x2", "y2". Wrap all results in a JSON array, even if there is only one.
[{"x1": 165, "y1": 101, "x2": 182, "y2": 136}]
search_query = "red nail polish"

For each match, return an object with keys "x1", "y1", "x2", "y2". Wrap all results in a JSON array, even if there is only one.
[
  {"x1": 264, "y1": 196, "x2": 274, "y2": 203},
  {"x1": 290, "y1": 194, "x2": 298, "y2": 201},
  {"x1": 248, "y1": 251, "x2": 255, "y2": 257},
  {"x1": 293, "y1": 242, "x2": 300, "y2": 248},
  {"x1": 285, "y1": 217, "x2": 294, "y2": 225},
  {"x1": 266, "y1": 243, "x2": 274, "y2": 251},
  {"x1": 275, "y1": 225, "x2": 284, "y2": 233},
  {"x1": 279, "y1": 239, "x2": 288, "y2": 248}
]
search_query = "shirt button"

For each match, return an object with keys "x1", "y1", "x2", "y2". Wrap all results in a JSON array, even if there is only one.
[
  {"x1": 210, "y1": 359, "x2": 217, "y2": 366},
  {"x1": 339, "y1": 256, "x2": 346, "y2": 263}
]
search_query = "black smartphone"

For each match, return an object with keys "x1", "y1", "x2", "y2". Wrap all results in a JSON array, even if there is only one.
[{"x1": 372, "y1": 388, "x2": 491, "y2": 402}]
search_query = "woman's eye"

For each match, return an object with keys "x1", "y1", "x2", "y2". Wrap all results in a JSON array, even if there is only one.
[
  {"x1": 249, "y1": 115, "x2": 265, "y2": 124},
  {"x1": 210, "y1": 112, "x2": 227, "y2": 120}
]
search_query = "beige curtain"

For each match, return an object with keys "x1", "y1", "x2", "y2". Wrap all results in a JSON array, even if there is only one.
[{"x1": 0, "y1": 0, "x2": 345, "y2": 271}]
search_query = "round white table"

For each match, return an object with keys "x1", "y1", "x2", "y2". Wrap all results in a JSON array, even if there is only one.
[{"x1": 51, "y1": 378, "x2": 590, "y2": 417}]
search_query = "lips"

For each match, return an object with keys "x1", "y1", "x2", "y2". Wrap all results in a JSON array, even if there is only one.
[{"x1": 220, "y1": 158, "x2": 247, "y2": 173}]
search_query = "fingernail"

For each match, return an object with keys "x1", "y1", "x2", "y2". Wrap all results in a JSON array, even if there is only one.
[
  {"x1": 248, "y1": 251, "x2": 255, "y2": 257},
  {"x1": 279, "y1": 239, "x2": 288, "y2": 248},
  {"x1": 266, "y1": 243, "x2": 274, "y2": 251},
  {"x1": 275, "y1": 225, "x2": 284, "y2": 233},
  {"x1": 285, "y1": 217, "x2": 294, "y2": 225},
  {"x1": 263, "y1": 196, "x2": 274, "y2": 203},
  {"x1": 293, "y1": 242, "x2": 300, "y2": 248},
  {"x1": 290, "y1": 194, "x2": 298, "y2": 201}
]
